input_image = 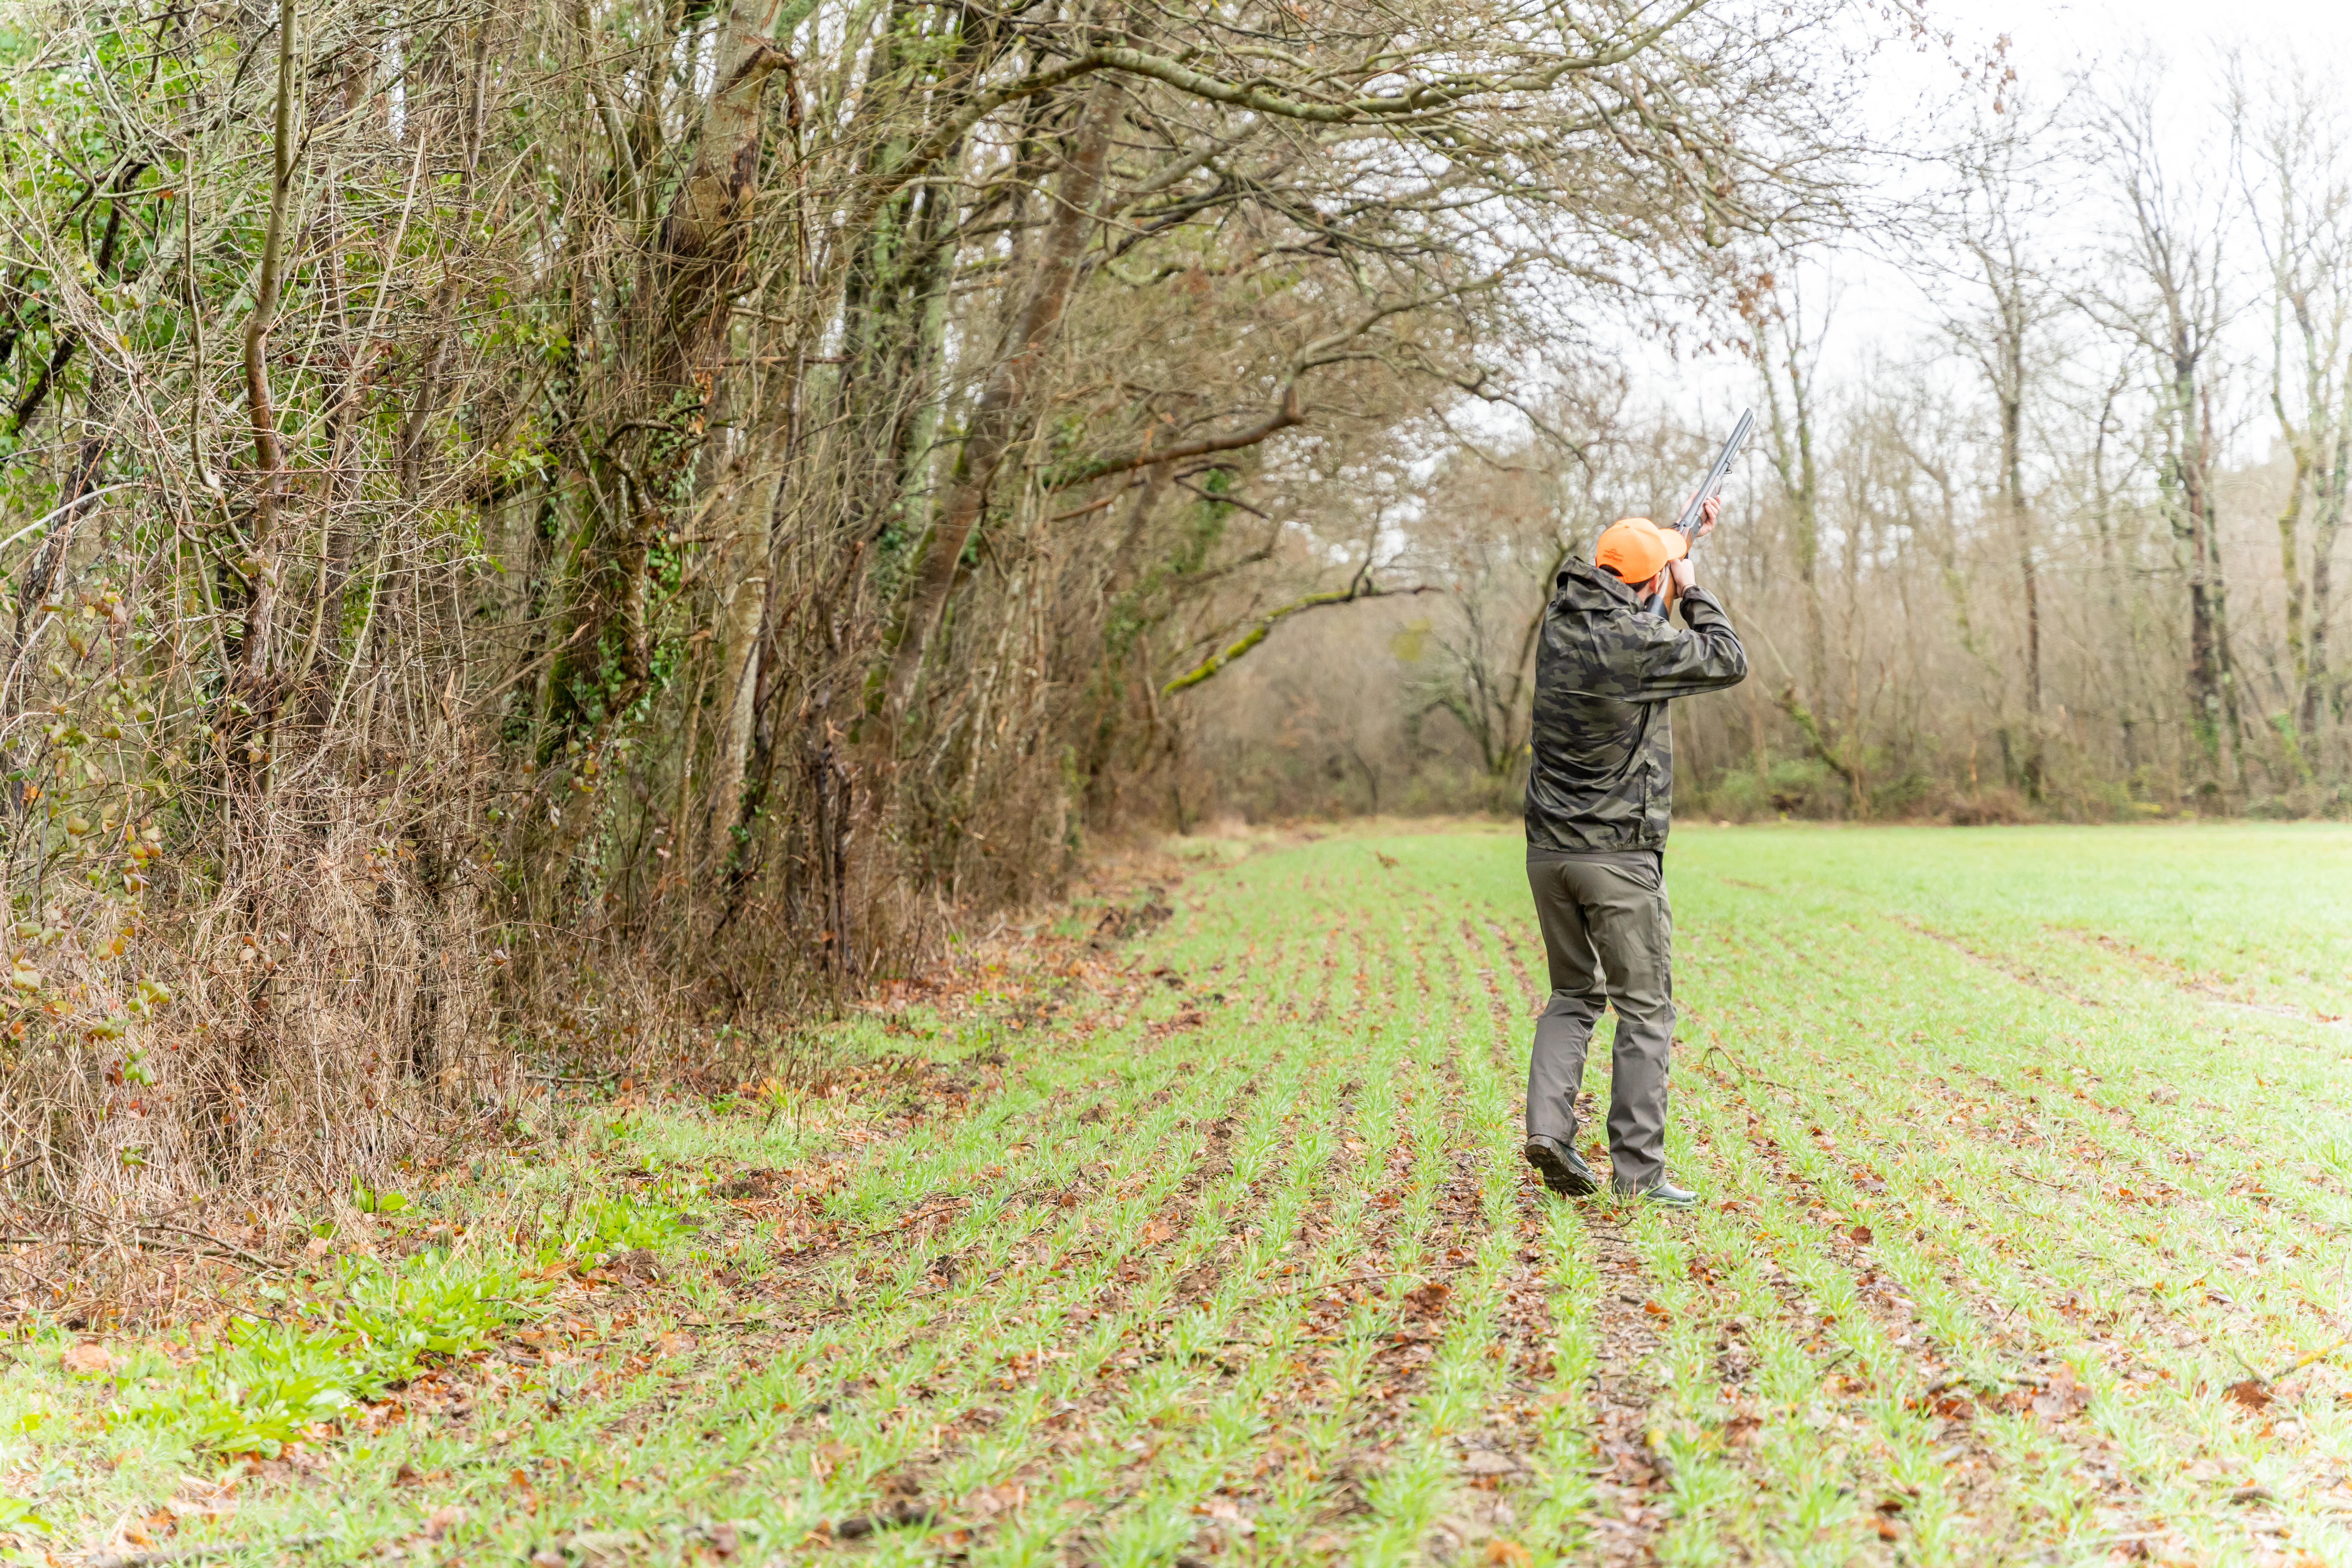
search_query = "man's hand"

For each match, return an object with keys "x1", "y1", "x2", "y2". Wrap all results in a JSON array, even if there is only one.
[
  {"x1": 1694, "y1": 495, "x2": 1721, "y2": 540},
  {"x1": 1664, "y1": 557, "x2": 1694, "y2": 607}
]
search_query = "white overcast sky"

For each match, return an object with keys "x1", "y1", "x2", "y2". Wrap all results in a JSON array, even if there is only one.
[{"x1": 1627, "y1": 0, "x2": 2352, "y2": 440}]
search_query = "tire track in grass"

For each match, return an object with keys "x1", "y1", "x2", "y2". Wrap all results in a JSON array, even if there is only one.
[
  {"x1": 935, "y1": 1044, "x2": 1328, "y2": 1544},
  {"x1": 1678, "y1": 1084, "x2": 2090, "y2": 1564},
  {"x1": 1391, "y1": 897, "x2": 1578, "y2": 1563},
  {"x1": 935, "y1": 884, "x2": 1383, "y2": 1563},
  {"x1": 1077, "y1": 913, "x2": 1412, "y2": 1560},
  {"x1": 1440, "y1": 887, "x2": 1685, "y2": 1567},
  {"x1": 640, "y1": 902, "x2": 1337, "y2": 1539},
  {"x1": 1345, "y1": 983, "x2": 1489, "y2": 1567},
  {"x1": 1441, "y1": 912, "x2": 1613, "y2": 1565},
  {"x1": 1076, "y1": 870, "x2": 1481, "y2": 1565},
  {"x1": 1290, "y1": 898, "x2": 1459, "y2": 1560},
  {"x1": 701, "y1": 1061, "x2": 1268, "y2": 1533},
  {"x1": 1006, "y1": 1055, "x2": 1333, "y2": 1567}
]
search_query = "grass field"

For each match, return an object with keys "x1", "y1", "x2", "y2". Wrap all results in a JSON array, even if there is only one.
[{"x1": 5, "y1": 823, "x2": 2351, "y2": 1568}]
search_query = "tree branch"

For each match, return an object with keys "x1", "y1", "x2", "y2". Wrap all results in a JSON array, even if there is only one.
[
  {"x1": 1162, "y1": 580, "x2": 1438, "y2": 696},
  {"x1": 849, "y1": 12, "x2": 1709, "y2": 243},
  {"x1": 1051, "y1": 382, "x2": 1302, "y2": 492},
  {"x1": 235, "y1": 0, "x2": 298, "y2": 688}
]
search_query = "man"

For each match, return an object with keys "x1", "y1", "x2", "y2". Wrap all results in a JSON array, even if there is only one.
[{"x1": 1520, "y1": 502, "x2": 1746, "y2": 1208}]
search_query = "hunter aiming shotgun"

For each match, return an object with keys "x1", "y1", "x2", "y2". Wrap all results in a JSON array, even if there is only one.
[
  {"x1": 1646, "y1": 407, "x2": 1756, "y2": 615},
  {"x1": 1520, "y1": 407, "x2": 1752, "y2": 1209}
]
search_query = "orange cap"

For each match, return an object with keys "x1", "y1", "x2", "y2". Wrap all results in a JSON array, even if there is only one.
[{"x1": 1594, "y1": 517, "x2": 1687, "y2": 585}]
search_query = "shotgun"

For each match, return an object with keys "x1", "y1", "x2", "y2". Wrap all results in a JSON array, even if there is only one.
[{"x1": 1649, "y1": 407, "x2": 1756, "y2": 615}]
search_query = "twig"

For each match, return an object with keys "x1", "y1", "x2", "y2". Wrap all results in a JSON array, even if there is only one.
[
  {"x1": 768, "y1": 1198, "x2": 975, "y2": 1273},
  {"x1": 1, "y1": 1223, "x2": 273, "y2": 1271},
  {"x1": 1268, "y1": 1271, "x2": 1393, "y2": 1298},
  {"x1": 2266, "y1": 1333, "x2": 2351, "y2": 1386},
  {"x1": 1698, "y1": 1043, "x2": 1795, "y2": 1093},
  {"x1": 131, "y1": 1222, "x2": 276, "y2": 1270}
]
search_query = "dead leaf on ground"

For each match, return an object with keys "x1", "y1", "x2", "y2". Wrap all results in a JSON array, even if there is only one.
[
  {"x1": 1484, "y1": 1541, "x2": 1533, "y2": 1567},
  {"x1": 424, "y1": 1505, "x2": 467, "y2": 1540},
  {"x1": 2225, "y1": 1377, "x2": 2275, "y2": 1413},
  {"x1": 963, "y1": 1483, "x2": 1026, "y2": 1519},
  {"x1": 713, "y1": 1169, "x2": 781, "y2": 1200},
  {"x1": 62, "y1": 1341, "x2": 113, "y2": 1375},
  {"x1": 1193, "y1": 1496, "x2": 1255, "y2": 1535},
  {"x1": 2031, "y1": 1364, "x2": 2091, "y2": 1421}
]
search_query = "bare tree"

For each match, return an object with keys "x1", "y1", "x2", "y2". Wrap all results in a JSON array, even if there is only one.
[
  {"x1": 1946, "y1": 97, "x2": 2068, "y2": 799},
  {"x1": 2239, "y1": 59, "x2": 2352, "y2": 773},
  {"x1": 2081, "y1": 65, "x2": 2245, "y2": 796}
]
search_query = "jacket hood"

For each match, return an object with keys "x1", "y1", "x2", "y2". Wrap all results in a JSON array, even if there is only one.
[{"x1": 1553, "y1": 554, "x2": 1647, "y2": 613}]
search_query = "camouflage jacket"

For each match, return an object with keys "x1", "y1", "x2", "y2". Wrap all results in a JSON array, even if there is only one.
[{"x1": 1524, "y1": 557, "x2": 1748, "y2": 853}]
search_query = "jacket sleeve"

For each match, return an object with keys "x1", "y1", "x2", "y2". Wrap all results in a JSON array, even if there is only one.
[{"x1": 1617, "y1": 587, "x2": 1748, "y2": 702}]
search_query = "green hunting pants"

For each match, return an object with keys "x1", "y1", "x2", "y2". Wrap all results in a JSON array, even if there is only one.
[{"x1": 1524, "y1": 849, "x2": 1675, "y2": 1193}]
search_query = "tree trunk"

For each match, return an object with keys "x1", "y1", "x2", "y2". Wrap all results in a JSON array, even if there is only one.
[
  {"x1": 882, "y1": 74, "x2": 1123, "y2": 712},
  {"x1": 2002, "y1": 375, "x2": 2042, "y2": 798},
  {"x1": 2313, "y1": 432, "x2": 2345, "y2": 734},
  {"x1": 643, "y1": 0, "x2": 806, "y2": 402},
  {"x1": 702, "y1": 420, "x2": 783, "y2": 870},
  {"x1": 2274, "y1": 440, "x2": 2313, "y2": 780},
  {"x1": 2166, "y1": 350, "x2": 2227, "y2": 793}
]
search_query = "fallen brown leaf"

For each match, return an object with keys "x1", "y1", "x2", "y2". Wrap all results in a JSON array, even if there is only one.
[
  {"x1": 2225, "y1": 1377, "x2": 2274, "y2": 1413},
  {"x1": 62, "y1": 1340, "x2": 113, "y2": 1375},
  {"x1": 2031, "y1": 1364, "x2": 2091, "y2": 1421}
]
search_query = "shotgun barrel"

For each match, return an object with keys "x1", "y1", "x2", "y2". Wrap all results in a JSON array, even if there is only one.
[
  {"x1": 1645, "y1": 408, "x2": 1755, "y2": 617},
  {"x1": 1672, "y1": 407, "x2": 1756, "y2": 539}
]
